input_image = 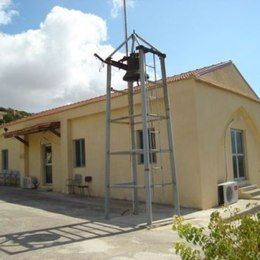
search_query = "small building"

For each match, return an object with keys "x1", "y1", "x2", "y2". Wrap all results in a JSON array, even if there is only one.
[{"x1": 0, "y1": 61, "x2": 259, "y2": 209}]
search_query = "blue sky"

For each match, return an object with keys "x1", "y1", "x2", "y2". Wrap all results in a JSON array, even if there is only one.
[{"x1": 0, "y1": 0, "x2": 259, "y2": 111}]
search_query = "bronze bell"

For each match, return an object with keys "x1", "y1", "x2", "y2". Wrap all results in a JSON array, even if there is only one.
[{"x1": 123, "y1": 53, "x2": 140, "y2": 82}]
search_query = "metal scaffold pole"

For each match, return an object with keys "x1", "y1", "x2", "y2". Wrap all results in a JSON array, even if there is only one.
[
  {"x1": 124, "y1": 0, "x2": 138, "y2": 215},
  {"x1": 159, "y1": 56, "x2": 180, "y2": 215},
  {"x1": 139, "y1": 48, "x2": 153, "y2": 225},
  {"x1": 128, "y1": 82, "x2": 139, "y2": 214},
  {"x1": 105, "y1": 63, "x2": 112, "y2": 219},
  {"x1": 123, "y1": 0, "x2": 128, "y2": 56}
]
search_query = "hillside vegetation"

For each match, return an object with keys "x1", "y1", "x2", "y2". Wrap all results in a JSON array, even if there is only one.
[{"x1": 0, "y1": 107, "x2": 32, "y2": 124}]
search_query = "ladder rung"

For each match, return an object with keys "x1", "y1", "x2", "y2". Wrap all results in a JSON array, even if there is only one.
[
  {"x1": 111, "y1": 114, "x2": 142, "y2": 124},
  {"x1": 152, "y1": 182, "x2": 173, "y2": 188},
  {"x1": 148, "y1": 113, "x2": 167, "y2": 119},
  {"x1": 111, "y1": 181, "x2": 133, "y2": 186},
  {"x1": 110, "y1": 149, "x2": 170, "y2": 155},
  {"x1": 134, "y1": 118, "x2": 167, "y2": 125},
  {"x1": 111, "y1": 114, "x2": 141, "y2": 122},
  {"x1": 110, "y1": 114, "x2": 167, "y2": 125},
  {"x1": 110, "y1": 183, "x2": 145, "y2": 189},
  {"x1": 110, "y1": 182, "x2": 173, "y2": 189},
  {"x1": 110, "y1": 149, "x2": 142, "y2": 155},
  {"x1": 110, "y1": 121, "x2": 129, "y2": 125}
]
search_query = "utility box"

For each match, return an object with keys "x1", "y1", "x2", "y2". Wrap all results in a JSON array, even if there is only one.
[{"x1": 218, "y1": 181, "x2": 238, "y2": 205}]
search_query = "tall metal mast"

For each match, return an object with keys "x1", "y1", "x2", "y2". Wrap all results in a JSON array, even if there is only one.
[
  {"x1": 123, "y1": 0, "x2": 139, "y2": 215},
  {"x1": 96, "y1": 0, "x2": 180, "y2": 226}
]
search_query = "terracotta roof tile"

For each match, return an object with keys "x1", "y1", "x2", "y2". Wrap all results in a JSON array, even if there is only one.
[
  {"x1": 3, "y1": 60, "x2": 236, "y2": 127},
  {"x1": 167, "y1": 60, "x2": 232, "y2": 82},
  {"x1": 4, "y1": 121, "x2": 60, "y2": 138}
]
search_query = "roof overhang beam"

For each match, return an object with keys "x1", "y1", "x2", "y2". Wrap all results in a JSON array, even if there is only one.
[
  {"x1": 15, "y1": 136, "x2": 29, "y2": 146},
  {"x1": 3, "y1": 122, "x2": 61, "y2": 145}
]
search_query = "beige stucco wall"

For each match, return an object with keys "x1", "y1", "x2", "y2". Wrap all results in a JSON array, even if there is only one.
[
  {"x1": 0, "y1": 64, "x2": 259, "y2": 210},
  {"x1": 0, "y1": 136, "x2": 22, "y2": 172},
  {"x1": 169, "y1": 79, "x2": 202, "y2": 208},
  {"x1": 0, "y1": 79, "x2": 203, "y2": 208},
  {"x1": 67, "y1": 93, "x2": 166, "y2": 203},
  {"x1": 199, "y1": 64, "x2": 258, "y2": 99},
  {"x1": 63, "y1": 79, "x2": 202, "y2": 208},
  {"x1": 194, "y1": 76, "x2": 260, "y2": 209}
]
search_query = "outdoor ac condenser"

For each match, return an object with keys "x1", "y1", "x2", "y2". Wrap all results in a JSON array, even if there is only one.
[
  {"x1": 22, "y1": 177, "x2": 34, "y2": 189},
  {"x1": 218, "y1": 181, "x2": 238, "y2": 205}
]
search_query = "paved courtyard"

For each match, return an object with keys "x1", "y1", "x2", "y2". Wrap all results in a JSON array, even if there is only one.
[
  {"x1": 0, "y1": 187, "x2": 259, "y2": 259},
  {"x1": 0, "y1": 187, "x2": 186, "y2": 259}
]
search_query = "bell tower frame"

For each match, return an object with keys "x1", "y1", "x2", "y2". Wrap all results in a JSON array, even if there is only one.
[{"x1": 95, "y1": 32, "x2": 181, "y2": 226}]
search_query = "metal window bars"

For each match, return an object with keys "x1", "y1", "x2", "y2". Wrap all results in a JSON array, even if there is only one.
[{"x1": 95, "y1": 32, "x2": 180, "y2": 226}]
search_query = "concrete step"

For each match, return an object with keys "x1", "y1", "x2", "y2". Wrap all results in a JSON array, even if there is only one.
[
  {"x1": 239, "y1": 184, "x2": 258, "y2": 192},
  {"x1": 243, "y1": 188, "x2": 260, "y2": 197},
  {"x1": 252, "y1": 195, "x2": 260, "y2": 200},
  {"x1": 239, "y1": 184, "x2": 260, "y2": 199},
  {"x1": 238, "y1": 180, "x2": 251, "y2": 188}
]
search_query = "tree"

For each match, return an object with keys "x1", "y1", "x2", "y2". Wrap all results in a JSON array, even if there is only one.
[
  {"x1": 3, "y1": 113, "x2": 14, "y2": 123},
  {"x1": 1, "y1": 108, "x2": 31, "y2": 123},
  {"x1": 172, "y1": 205, "x2": 260, "y2": 259}
]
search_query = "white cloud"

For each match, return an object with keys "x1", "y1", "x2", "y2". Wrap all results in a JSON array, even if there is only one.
[
  {"x1": 0, "y1": 6, "x2": 125, "y2": 112},
  {"x1": 111, "y1": 0, "x2": 135, "y2": 18},
  {"x1": 0, "y1": 0, "x2": 18, "y2": 25}
]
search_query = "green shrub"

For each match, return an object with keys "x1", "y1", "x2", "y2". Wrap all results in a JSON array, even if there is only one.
[{"x1": 172, "y1": 206, "x2": 260, "y2": 259}]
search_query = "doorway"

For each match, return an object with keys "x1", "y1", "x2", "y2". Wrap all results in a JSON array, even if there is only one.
[
  {"x1": 231, "y1": 129, "x2": 246, "y2": 180},
  {"x1": 43, "y1": 145, "x2": 52, "y2": 184}
]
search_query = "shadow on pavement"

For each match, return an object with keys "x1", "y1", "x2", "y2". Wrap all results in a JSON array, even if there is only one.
[
  {"x1": 0, "y1": 219, "x2": 143, "y2": 255},
  {"x1": 0, "y1": 186, "x2": 196, "y2": 255}
]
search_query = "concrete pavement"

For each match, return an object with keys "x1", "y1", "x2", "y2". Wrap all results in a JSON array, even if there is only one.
[{"x1": 0, "y1": 187, "x2": 258, "y2": 259}]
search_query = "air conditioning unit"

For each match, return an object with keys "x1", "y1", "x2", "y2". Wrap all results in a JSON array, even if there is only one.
[
  {"x1": 22, "y1": 177, "x2": 35, "y2": 189},
  {"x1": 218, "y1": 181, "x2": 238, "y2": 205}
]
